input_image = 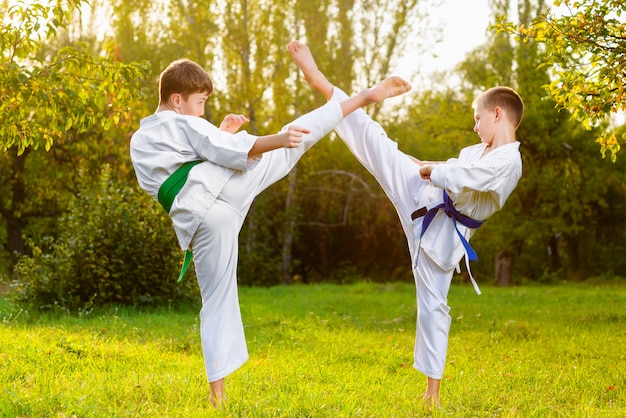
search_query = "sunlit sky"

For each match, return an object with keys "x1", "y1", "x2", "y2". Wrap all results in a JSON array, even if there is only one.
[
  {"x1": 424, "y1": 0, "x2": 492, "y2": 74},
  {"x1": 396, "y1": 0, "x2": 572, "y2": 89},
  {"x1": 395, "y1": 0, "x2": 493, "y2": 88}
]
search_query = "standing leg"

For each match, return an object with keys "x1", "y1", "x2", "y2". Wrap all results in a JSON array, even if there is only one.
[
  {"x1": 413, "y1": 250, "x2": 455, "y2": 406},
  {"x1": 191, "y1": 199, "x2": 249, "y2": 408},
  {"x1": 290, "y1": 40, "x2": 451, "y2": 405}
]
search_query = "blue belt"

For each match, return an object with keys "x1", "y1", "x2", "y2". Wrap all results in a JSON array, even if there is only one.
[
  {"x1": 416, "y1": 190, "x2": 483, "y2": 261},
  {"x1": 412, "y1": 190, "x2": 484, "y2": 294}
]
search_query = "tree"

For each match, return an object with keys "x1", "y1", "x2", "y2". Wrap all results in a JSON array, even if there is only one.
[
  {"x1": 496, "y1": 0, "x2": 626, "y2": 161},
  {"x1": 13, "y1": 167, "x2": 195, "y2": 310},
  {"x1": 0, "y1": 1, "x2": 149, "y2": 266},
  {"x1": 1, "y1": 0, "x2": 149, "y2": 154},
  {"x1": 480, "y1": 0, "x2": 626, "y2": 282}
]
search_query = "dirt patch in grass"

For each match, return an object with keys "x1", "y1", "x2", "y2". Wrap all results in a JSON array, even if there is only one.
[{"x1": 0, "y1": 283, "x2": 10, "y2": 295}]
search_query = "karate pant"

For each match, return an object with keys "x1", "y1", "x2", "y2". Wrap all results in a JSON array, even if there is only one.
[
  {"x1": 190, "y1": 101, "x2": 343, "y2": 383},
  {"x1": 331, "y1": 87, "x2": 454, "y2": 379}
]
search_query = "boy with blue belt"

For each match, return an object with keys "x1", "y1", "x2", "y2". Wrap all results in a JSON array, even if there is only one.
[
  {"x1": 288, "y1": 40, "x2": 524, "y2": 406},
  {"x1": 130, "y1": 58, "x2": 411, "y2": 407}
]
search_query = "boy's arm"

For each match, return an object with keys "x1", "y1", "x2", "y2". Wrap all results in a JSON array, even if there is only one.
[
  {"x1": 408, "y1": 156, "x2": 444, "y2": 180},
  {"x1": 248, "y1": 125, "x2": 311, "y2": 157},
  {"x1": 408, "y1": 155, "x2": 444, "y2": 167}
]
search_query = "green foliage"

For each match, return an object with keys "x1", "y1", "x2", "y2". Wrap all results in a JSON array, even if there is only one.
[
  {"x1": 11, "y1": 167, "x2": 196, "y2": 310},
  {"x1": 238, "y1": 196, "x2": 286, "y2": 287},
  {"x1": 236, "y1": 136, "x2": 411, "y2": 285},
  {"x1": 437, "y1": 0, "x2": 626, "y2": 283},
  {"x1": 0, "y1": 0, "x2": 150, "y2": 154},
  {"x1": 0, "y1": 0, "x2": 149, "y2": 268},
  {"x1": 289, "y1": 137, "x2": 410, "y2": 282},
  {"x1": 495, "y1": 0, "x2": 626, "y2": 160},
  {"x1": 0, "y1": 0, "x2": 151, "y2": 268}
]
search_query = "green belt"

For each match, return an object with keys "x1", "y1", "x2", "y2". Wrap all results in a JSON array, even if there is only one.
[{"x1": 158, "y1": 160, "x2": 202, "y2": 282}]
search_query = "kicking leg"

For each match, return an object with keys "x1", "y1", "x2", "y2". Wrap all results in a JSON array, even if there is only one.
[
  {"x1": 339, "y1": 77, "x2": 411, "y2": 117},
  {"x1": 288, "y1": 40, "x2": 334, "y2": 100},
  {"x1": 288, "y1": 40, "x2": 411, "y2": 117},
  {"x1": 289, "y1": 40, "x2": 427, "y2": 231}
]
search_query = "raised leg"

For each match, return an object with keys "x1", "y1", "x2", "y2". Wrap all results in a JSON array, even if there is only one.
[
  {"x1": 288, "y1": 40, "x2": 411, "y2": 117},
  {"x1": 287, "y1": 41, "x2": 334, "y2": 100}
]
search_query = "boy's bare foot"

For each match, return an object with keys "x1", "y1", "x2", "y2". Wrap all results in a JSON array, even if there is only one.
[
  {"x1": 337, "y1": 76, "x2": 411, "y2": 117},
  {"x1": 288, "y1": 40, "x2": 334, "y2": 99},
  {"x1": 210, "y1": 392, "x2": 226, "y2": 409},
  {"x1": 423, "y1": 377, "x2": 441, "y2": 409},
  {"x1": 209, "y1": 378, "x2": 226, "y2": 409},
  {"x1": 361, "y1": 76, "x2": 412, "y2": 104},
  {"x1": 423, "y1": 391, "x2": 441, "y2": 409}
]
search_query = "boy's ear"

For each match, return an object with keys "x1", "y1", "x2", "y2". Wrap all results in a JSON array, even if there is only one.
[
  {"x1": 170, "y1": 93, "x2": 182, "y2": 108},
  {"x1": 494, "y1": 106, "x2": 504, "y2": 122}
]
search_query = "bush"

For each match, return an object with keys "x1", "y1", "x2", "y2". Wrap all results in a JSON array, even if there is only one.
[{"x1": 12, "y1": 167, "x2": 197, "y2": 310}]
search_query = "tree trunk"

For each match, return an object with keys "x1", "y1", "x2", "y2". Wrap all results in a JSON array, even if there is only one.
[
  {"x1": 281, "y1": 168, "x2": 297, "y2": 285},
  {"x1": 495, "y1": 250, "x2": 513, "y2": 286},
  {"x1": 3, "y1": 151, "x2": 28, "y2": 267},
  {"x1": 6, "y1": 213, "x2": 24, "y2": 266},
  {"x1": 548, "y1": 233, "x2": 561, "y2": 271}
]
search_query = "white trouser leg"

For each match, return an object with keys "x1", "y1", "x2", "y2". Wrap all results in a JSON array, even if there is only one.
[
  {"x1": 328, "y1": 87, "x2": 453, "y2": 379},
  {"x1": 191, "y1": 199, "x2": 248, "y2": 382},
  {"x1": 191, "y1": 101, "x2": 343, "y2": 382},
  {"x1": 219, "y1": 101, "x2": 344, "y2": 213},
  {"x1": 259, "y1": 101, "x2": 343, "y2": 189},
  {"x1": 413, "y1": 250, "x2": 454, "y2": 379},
  {"x1": 329, "y1": 87, "x2": 427, "y2": 253}
]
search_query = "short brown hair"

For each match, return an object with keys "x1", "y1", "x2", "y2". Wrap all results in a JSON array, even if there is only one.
[
  {"x1": 474, "y1": 86, "x2": 524, "y2": 129},
  {"x1": 159, "y1": 59, "x2": 214, "y2": 103}
]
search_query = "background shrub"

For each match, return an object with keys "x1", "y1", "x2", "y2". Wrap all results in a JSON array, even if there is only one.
[{"x1": 11, "y1": 167, "x2": 197, "y2": 310}]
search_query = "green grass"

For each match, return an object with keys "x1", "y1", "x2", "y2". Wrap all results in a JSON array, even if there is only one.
[{"x1": 1, "y1": 281, "x2": 625, "y2": 417}]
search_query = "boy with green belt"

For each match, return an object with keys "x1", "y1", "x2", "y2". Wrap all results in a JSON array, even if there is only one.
[{"x1": 130, "y1": 57, "x2": 411, "y2": 407}]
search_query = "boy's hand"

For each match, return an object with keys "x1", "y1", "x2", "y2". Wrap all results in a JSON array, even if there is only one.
[
  {"x1": 283, "y1": 125, "x2": 311, "y2": 148},
  {"x1": 219, "y1": 114, "x2": 250, "y2": 133},
  {"x1": 420, "y1": 164, "x2": 434, "y2": 180}
]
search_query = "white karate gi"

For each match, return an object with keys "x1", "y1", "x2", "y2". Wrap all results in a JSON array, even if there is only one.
[
  {"x1": 330, "y1": 87, "x2": 522, "y2": 379},
  {"x1": 130, "y1": 101, "x2": 344, "y2": 382}
]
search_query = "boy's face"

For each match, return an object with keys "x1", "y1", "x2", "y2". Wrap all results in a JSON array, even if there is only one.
[
  {"x1": 178, "y1": 91, "x2": 210, "y2": 117},
  {"x1": 473, "y1": 104, "x2": 498, "y2": 146}
]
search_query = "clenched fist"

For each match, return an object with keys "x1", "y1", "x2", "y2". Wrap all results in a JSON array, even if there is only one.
[{"x1": 282, "y1": 125, "x2": 311, "y2": 148}]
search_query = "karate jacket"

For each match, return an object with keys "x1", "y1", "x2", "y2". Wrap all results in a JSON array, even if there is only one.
[
  {"x1": 130, "y1": 111, "x2": 258, "y2": 251},
  {"x1": 415, "y1": 141, "x2": 522, "y2": 271}
]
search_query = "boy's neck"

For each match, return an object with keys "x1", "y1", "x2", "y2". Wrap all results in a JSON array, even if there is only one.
[
  {"x1": 490, "y1": 127, "x2": 517, "y2": 149},
  {"x1": 157, "y1": 104, "x2": 176, "y2": 113}
]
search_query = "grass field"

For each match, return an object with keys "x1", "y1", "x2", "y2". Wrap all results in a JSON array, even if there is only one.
[{"x1": 1, "y1": 281, "x2": 625, "y2": 417}]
